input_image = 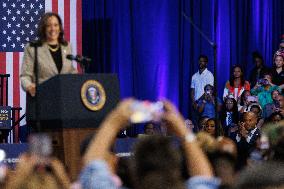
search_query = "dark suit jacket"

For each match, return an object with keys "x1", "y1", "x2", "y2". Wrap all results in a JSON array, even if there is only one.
[
  {"x1": 20, "y1": 42, "x2": 77, "y2": 91},
  {"x1": 231, "y1": 127, "x2": 261, "y2": 169}
]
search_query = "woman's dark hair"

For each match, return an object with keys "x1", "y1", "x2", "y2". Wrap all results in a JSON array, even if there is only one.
[
  {"x1": 206, "y1": 118, "x2": 224, "y2": 138},
  {"x1": 252, "y1": 51, "x2": 264, "y2": 64},
  {"x1": 250, "y1": 104, "x2": 262, "y2": 117},
  {"x1": 37, "y1": 12, "x2": 67, "y2": 45},
  {"x1": 221, "y1": 98, "x2": 239, "y2": 128},
  {"x1": 203, "y1": 84, "x2": 216, "y2": 97},
  {"x1": 239, "y1": 90, "x2": 250, "y2": 106},
  {"x1": 229, "y1": 65, "x2": 245, "y2": 87},
  {"x1": 268, "y1": 112, "x2": 283, "y2": 122},
  {"x1": 271, "y1": 89, "x2": 280, "y2": 100},
  {"x1": 273, "y1": 54, "x2": 284, "y2": 69},
  {"x1": 224, "y1": 97, "x2": 238, "y2": 112}
]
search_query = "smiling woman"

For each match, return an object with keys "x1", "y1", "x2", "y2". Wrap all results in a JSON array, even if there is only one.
[{"x1": 20, "y1": 12, "x2": 78, "y2": 97}]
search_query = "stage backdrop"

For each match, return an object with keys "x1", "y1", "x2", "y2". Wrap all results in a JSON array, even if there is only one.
[
  {"x1": 0, "y1": 0, "x2": 82, "y2": 127},
  {"x1": 83, "y1": 0, "x2": 284, "y2": 121}
]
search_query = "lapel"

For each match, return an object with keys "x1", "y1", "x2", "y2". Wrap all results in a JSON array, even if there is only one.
[
  {"x1": 42, "y1": 43, "x2": 59, "y2": 74},
  {"x1": 249, "y1": 128, "x2": 260, "y2": 144},
  {"x1": 60, "y1": 44, "x2": 69, "y2": 74}
]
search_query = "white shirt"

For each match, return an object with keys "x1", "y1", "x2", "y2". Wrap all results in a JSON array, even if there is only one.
[{"x1": 191, "y1": 68, "x2": 214, "y2": 101}]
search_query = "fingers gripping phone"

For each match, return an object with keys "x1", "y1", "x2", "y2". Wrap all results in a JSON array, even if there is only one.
[{"x1": 29, "y1": 134, "x2": 52, "y2": 157}]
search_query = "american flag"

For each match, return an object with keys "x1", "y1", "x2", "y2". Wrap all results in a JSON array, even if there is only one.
[{"x1": 0, "y1": 0, "x2": 82, "y2": 127}]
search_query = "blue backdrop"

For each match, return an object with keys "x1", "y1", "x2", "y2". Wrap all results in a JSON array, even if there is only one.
[{"x1": 82, "y1": 0, "x2": 284, "y2": 119}]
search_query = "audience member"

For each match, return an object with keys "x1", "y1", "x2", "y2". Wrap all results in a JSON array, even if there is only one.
[
  {"x1": 237, "y1": 90, "x2": 253, "y2": 113},
  {"x1": 251, "y1": 73, "x2": 280, "y2": 108},
  {"x1": 203, "y1": 118, "x2": 224, "y2": 138},
  {"x1": 5, "y1": 154, "x2": 71, "y2": 189},
  {"x1": 249, "y1": 51, "x2": 271, "y2": 87},
  {"x1": 223, "y1": 65, "x2": 250, "y2": 101},
  {"x1": 272, "y1": 36, "x2": 284, "y2": 91},
  {"x1": 275, "y1": 95, "x2": 284, "y2": 117},
  {"x1": 268, "y1": 112, "x2": 283, "y2": 124},
  {"x1": 197, "y1": 84, "x2": 222, "y2": 119},
  {"x1": 263, "y1": 89, "x2": 281, "y2": 118},
  {"x1": 191, "y1": 55, "x2": 214, "y2": 126},
  {"x1": 198, "y1": 116, "x2": 210, "y2": 131},
  {"x1": 221, "y1": 96, "x2": 239, "y2": 136},
  {"x1": 234, "y1": 161, "x2": 284, "y2": 189},
  {"x1": 249, "y1": 103, "x2": 265, "y2": 128},
  {"x1": 230, "y1": 112, "x2": 261, "y2": 169}
]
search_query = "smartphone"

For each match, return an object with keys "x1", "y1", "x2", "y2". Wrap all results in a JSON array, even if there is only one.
[
  {"x1": 29, "y1": 134, "x2": 52, "y2": 157},
  {"x1": 247, "y1": 96, "x2": 257, "y2": 102},
  {"x1": 130, "y1": 100, "x2": 164, "y2": 123}
]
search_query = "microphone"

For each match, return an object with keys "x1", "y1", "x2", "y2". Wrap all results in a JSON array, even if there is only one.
[
  {"x1": 66, "y1": 54, "x2": 92, "y2": 63},
  {"x1": 29, "y1": 40, "x2": 42, "y2": 47}
]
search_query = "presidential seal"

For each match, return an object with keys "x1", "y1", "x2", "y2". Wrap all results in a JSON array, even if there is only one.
[{"x1": 81, "y1": 80, "x2": 106, "y2": 111}]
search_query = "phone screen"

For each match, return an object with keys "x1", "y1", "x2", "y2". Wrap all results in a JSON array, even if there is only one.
[{"x1": 29, "y1": 134, "x2": 52, "y2": 157}]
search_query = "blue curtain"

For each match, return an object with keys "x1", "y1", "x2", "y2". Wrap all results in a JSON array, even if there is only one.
[{"x1": 82, "y1": 0, "x2": 284, "y2": 121}]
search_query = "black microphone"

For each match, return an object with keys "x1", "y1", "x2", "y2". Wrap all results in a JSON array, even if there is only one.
[
  {"x1": 66, "y1": 54, "x2": 92, "y2": 63},
  {"x1": 29, "y1": 40, "x2": 42, "y2": 47}
]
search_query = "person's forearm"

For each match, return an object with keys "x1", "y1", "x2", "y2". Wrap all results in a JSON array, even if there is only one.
[
  {"x1": 182, "y1": 135, "x2": 214, "y2": 177},
  {"x1": 83, "y1": 119, "x2": 121, "y2": 165},
  {"x1": 198, "y1": 101, "x2": 206, "y2": 113},
  {"x1": 279, "y1": 84, "x2": 284, "y2": 90}
]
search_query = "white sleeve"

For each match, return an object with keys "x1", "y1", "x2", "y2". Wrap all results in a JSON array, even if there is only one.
[
  {"x1": 208, "y1": 73, "x2": 214, "y2": 86},
  {"x1": 191, "y1": 75, "x2": 195, "y2": 89}
]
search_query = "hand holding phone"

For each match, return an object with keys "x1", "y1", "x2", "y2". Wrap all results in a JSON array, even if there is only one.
[
  {"x1": 247, "y1": 96, "x2": 257, "y2": 102},
  {"x1": 29, "y1": 134, "x2": 52, "y2": 158},
  {"x1": 129, "y1": 100, "x2": 164, "y2": 123}
]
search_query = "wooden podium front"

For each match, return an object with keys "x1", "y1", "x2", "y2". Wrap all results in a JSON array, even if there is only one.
[
  {"x1": 26, "y1": 74, "x2": 120, "y2": 180},
  {"x1": 43, "y1": 128, "x2": 96, "y2": 180}
]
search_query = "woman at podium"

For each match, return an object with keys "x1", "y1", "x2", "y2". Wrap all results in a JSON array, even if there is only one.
[{"x1": 20, "y1": 12, "x2": 77, "y2": 97}]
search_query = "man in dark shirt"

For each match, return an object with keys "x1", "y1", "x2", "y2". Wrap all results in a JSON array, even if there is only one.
[
  {"x1": 249, "y1": 51, "x2": 270, "y2": 87},
  {"x1": 230, "y1": 112, "x2": 261, "y2": 169}
]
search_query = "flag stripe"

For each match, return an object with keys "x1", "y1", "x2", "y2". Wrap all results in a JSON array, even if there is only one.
[
  {"x1": 0, "y1": 53, "x2": 7, "y2": 105},
  {"x1": 70, "y1": 0, "x2": 77, "y2": 69},
  {"x1": 13, "y1": 52, "x2": 20, "y2": 142},
  {"x1": 13, "y1": 53, "x2": 20, "y2": 109},
  {"x1": 52, "y1": 0, "x2": 58, "y2": 13},
  {"x1": 64, "y1": 0, "x2": 70, "y2": 41},
  {"x1": 6, "y1": 53, "x2": 13, "y2": 107},
  {"x1": 45, "y1": 0, "x2": 52, "y2": 12},
  {"x1": 0, "y1": 53, "x2": 6, "y2": 74},
  {"x1": 19, "y1": 52, "x2": 26, "y2": 125},
  {"x1": 58, "y1": 0, "x2": 64, "y2": 25}
]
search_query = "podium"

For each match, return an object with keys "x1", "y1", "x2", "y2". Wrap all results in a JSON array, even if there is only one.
[{"x1": 26, "y1": 74, "x2": 120, "y2": 180}]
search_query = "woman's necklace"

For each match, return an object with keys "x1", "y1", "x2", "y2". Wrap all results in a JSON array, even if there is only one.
[{"x1": 48, "y1": 44, "x2": 59, "y2": 52}]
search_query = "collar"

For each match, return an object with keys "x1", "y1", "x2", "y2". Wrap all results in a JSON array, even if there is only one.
[{"x1": 198, "y1": 68, "x2": 208, "y2": 75}]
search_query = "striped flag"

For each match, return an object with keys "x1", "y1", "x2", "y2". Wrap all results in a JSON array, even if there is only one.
[{"x1": 0, "y1": 0, "x2": 82, "y2": 127}]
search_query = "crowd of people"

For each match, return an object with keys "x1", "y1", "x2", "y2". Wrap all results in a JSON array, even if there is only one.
[
  {"x1": 2, "y1": 97, "x2": 283, "y2": 189},
  {"x1": 2, "y1": 10, "x2": 283, "y2": 189}
]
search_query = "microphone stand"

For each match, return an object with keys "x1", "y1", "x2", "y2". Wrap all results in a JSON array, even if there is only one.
[
  {"x1": 79, "y1": 62, "x2": 86, "y2": 73},
  {"x1": 31, "y1": 41, "x2": 41, "y2": 132},
  {"x1": 182, "y1": 12, "x2": 218, "y2": 121},
  {"x1": 78, "y1": 59, "x2": 91, "y2": 74}
]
